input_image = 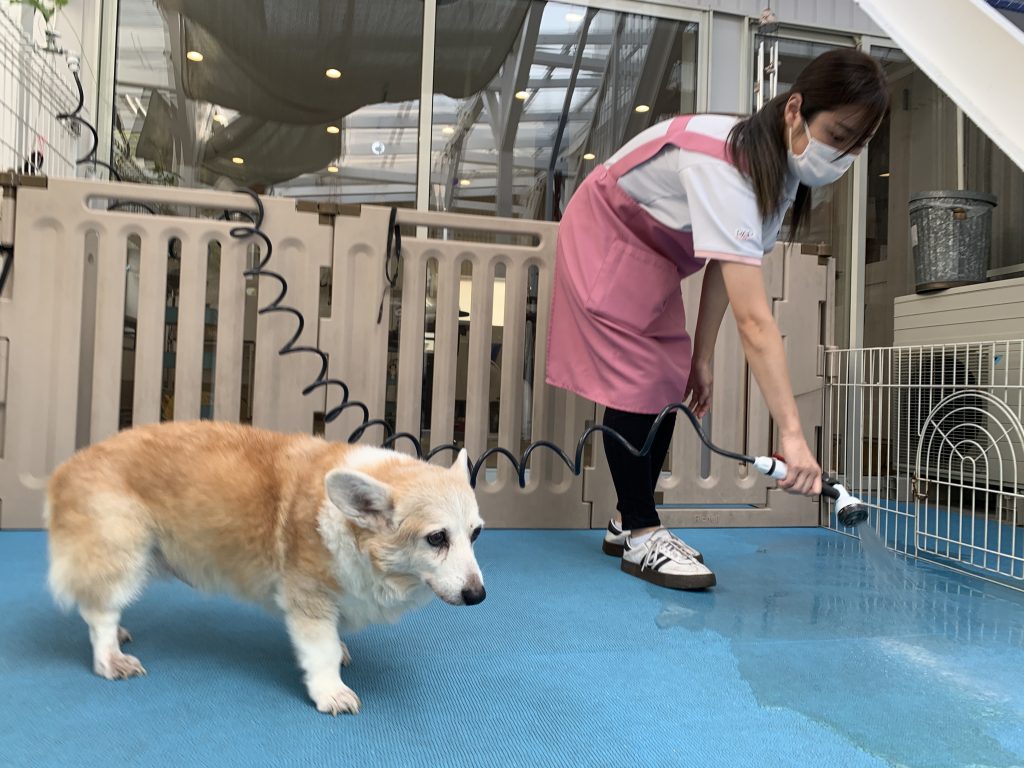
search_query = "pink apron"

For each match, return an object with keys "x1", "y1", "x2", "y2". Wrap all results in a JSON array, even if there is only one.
[{"x1": 544, "y1": 115, "x2": 732, "y2": 414}]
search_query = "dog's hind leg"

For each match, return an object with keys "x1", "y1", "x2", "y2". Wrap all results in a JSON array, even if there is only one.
[
  {"x1": 339, "y1": 640, "x2": 352, "y2": 667},
  {"x1": 80, "y1": 606, "x2": 146, "y2": 679},
  {"x1": 78, "y1": 541, "x2": 150, "y2": 680},
  {"x1": 48, "y1": 494, "x2": 152, "y2": 680}
]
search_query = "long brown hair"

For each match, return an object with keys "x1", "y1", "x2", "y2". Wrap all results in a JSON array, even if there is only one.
[{"x1": 727, "y1": 49, "x2": 889, "y2": 239}]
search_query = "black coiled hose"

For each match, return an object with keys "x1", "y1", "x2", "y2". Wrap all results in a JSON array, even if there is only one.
[
  {"x1": 55, "y1": 67, "x2": 99, "y2": 166},
  {"x1": 229, "y1": 190, "x2": 373, "y2": 432},
  {"x1": 227, "y1": 191, "x2": 761, "y2": 489},
  {"x1": 0, "y1": 245, "x2": 12, "y2": 295},
  {"x1": 51, "y1": 67, "x2": 159, "y2": 215}
]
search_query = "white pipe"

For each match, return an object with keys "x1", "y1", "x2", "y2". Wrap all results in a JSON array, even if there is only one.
[
  {"x1": 416, "y1": 0, "x2": 437, "y2": 216},
  {"x1": 956, "y1": 106, "x2": 965, "y2": 189}
]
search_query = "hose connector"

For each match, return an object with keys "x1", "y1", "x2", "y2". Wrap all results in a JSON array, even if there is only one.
[{"x1": 752, "y1": 455, "x2": 787, "y2": 480}]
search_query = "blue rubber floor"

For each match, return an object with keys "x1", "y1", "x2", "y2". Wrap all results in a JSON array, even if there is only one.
[{"x1": 2, "y1": 527, "x2": 1023, "y2": 768}]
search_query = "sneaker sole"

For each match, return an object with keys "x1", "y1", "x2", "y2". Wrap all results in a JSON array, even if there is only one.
[
  {"x1": 620, "y1": 559, "x2": 717, "y2": 590},
  {"x1": 602, "y1": 540, "x2": 626, "y2": 557},
  {"x1": 603, "y1": 539, "x2": 703, "y2": 563}
]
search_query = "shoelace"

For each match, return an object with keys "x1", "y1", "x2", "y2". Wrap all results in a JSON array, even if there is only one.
[{"x1": 642, "y1": 534, "x2": 698, "y2": 571}]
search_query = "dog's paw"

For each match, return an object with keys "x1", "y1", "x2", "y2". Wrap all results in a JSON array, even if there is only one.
[
  {"x1": 339, "y1": 641, "x2": 352, "y2": 667},
  {"x1": 117, "y1": 626, "x2": 133, "y2": 645},
  {"x1": 95, "y1": 653, "x2": 146, "y2": 680},
  {"x1": 312, "y1": 683, "x2": 361, "y2": 716}
]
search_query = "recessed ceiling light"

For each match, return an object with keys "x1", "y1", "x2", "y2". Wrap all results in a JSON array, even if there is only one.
[
  {"x1": 186, "y1": 51, "x2": 204, "y2": 62},
  {"x1": 459, "y1": 178, "x2": 471, "y2": 186},
  {"x1": 326, "y1": 125, "x2": 340, "y2": 134},
  {"x1": 325, "y1": 68, "x2": 342, "y2": 79},
  {"x1": 442, "y1": 126, "x2": 455, "y2": 135},
  {"x1": 231, "y1": 156, "x2": 244, "y2": 165},
  {"x1": 327, "y1": 165, "x2": 339, "y2": 173},
  {"x1": 583, "y1": 152, "x2": 596, "y2": 160},
  {"x1": 566, "y1": 12, "x2": 584, "y2": 22},
  {"x1": 635, "y1": 104, "x2": 650, "y2": 113},
  {"x1": 515, "y1": 90, "x2": 529, "y2": 100}
]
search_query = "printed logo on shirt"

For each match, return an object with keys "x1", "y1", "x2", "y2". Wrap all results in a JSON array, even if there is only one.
[{"x1": 735, "y1": 228, "x2": 756, "y2": 241}]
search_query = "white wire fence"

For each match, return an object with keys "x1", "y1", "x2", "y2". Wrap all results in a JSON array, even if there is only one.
[
  {"x1": 0, "y1": 10, "x2": 81, "y2": 178},
  {"x1": 824, "y1": 341, "x2": 1024, "y2": 587}
]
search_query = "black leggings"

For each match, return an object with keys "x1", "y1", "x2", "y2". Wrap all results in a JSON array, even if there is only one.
[{"x1": 602, "y1": 407, "x2": 676, "y2": 531}]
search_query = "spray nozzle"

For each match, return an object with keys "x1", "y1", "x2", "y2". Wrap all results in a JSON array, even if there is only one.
[
  {"x1": 822, "y1": 479, "x2": 870, "y2": 527},
  {"x1": 836, "y1": 500, "x2": 870, "y2": 527},
  {"x1": 752, "y1": 456, "x2": 870, "y2": 527}
]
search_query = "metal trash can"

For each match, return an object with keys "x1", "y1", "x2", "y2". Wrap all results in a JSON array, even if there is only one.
[{"x1": 908, "y1": 190, "x2": 997, "y2": 293}]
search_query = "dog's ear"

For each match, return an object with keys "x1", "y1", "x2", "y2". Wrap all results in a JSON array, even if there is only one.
[
  {"x1": 324, "y1": 470, "x2": 394, "y2": 528},
  {"x1": 450, "y1": 448, "x2": 471, "y2": 484}
]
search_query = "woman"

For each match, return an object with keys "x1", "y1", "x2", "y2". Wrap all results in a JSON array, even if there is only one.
[{"x1": 545, "y1": 49, "x2": 889, "y2": 590}]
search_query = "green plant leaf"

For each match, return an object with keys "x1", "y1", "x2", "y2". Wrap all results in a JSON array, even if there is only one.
[{"x1": 7, "y1": 0, "x2": 69, "y2": 23}]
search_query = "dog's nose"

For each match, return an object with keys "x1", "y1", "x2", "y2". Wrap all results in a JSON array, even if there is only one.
[{"x1": 461, "y1": 586, "x2": 486, "y2": 606}]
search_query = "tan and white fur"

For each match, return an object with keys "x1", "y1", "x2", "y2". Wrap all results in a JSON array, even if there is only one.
[{"x1": 45, "y1": 420, "x2": 486, "y2": 715}]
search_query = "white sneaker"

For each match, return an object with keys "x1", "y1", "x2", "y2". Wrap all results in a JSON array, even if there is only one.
[
  {"x1": 621, "y1": 528, "x2": 716, "y2": 590},
  {"x1": 602, "y1": 520, "x2": 630, "y2": 557},
  {"x1": 603, "y1": 520, "x2": 703, "y2": 562}
]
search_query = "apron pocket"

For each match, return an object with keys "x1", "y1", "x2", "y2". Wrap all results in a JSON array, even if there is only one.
[{"x1": 586, "y1": 239, "x2": 680, "y2": 335}]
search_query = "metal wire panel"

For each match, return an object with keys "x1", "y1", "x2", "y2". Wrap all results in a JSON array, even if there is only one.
[
  {"x1": 824, "y1": 341, "x2": 1024, "y2": 588},
  {"x1": 0, "y1": 11, "x2": 80, "y2": 177}
]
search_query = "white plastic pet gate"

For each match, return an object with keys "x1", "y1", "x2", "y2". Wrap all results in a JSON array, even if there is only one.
[
  {"x1": 0, "y1": 176, "x2": 832, "y2": 530},
  {"x1": 824, "y1": 342, "x2": 1024, "y2": 585}
]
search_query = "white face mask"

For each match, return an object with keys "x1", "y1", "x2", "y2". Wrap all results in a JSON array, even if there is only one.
[{"x1": 787, "y1": 120, "x2": 857, "y2": 187}]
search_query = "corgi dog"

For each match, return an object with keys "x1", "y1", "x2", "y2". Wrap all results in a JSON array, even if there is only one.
[{"x1": 45, "y1": 420, "x2": 486, "y2": 715}]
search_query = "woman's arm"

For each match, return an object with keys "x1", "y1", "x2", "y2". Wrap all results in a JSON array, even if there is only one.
[
  {"x1": 718, "y1": 261, "x2": 822, "y2": 496},
  {"x1": 692, "y1": 260, "x2": 730, "y2": 365}
]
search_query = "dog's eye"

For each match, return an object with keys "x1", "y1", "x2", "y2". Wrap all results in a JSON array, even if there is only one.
[
  {"x1": 426, "y1": 530, "x2": 448, "y2": 548},
  {"x1": 470, "y1": 526, "x2": 482, "y2": 543}
]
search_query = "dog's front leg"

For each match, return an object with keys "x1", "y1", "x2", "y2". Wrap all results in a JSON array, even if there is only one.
[
  {"x1": 284, "y1": 608, "x2": 361, "y2": 715},
  {"x1": 339, "y1": 639, "x2": 352, "y2": 667}
]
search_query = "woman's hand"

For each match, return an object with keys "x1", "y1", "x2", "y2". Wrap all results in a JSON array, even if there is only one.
[
  {"x1": 684, "y1": 358, "x2": 713, "y2": 419},
  {"x1": 777, "y1": 431, "x2": 822, "y2": 496}
]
